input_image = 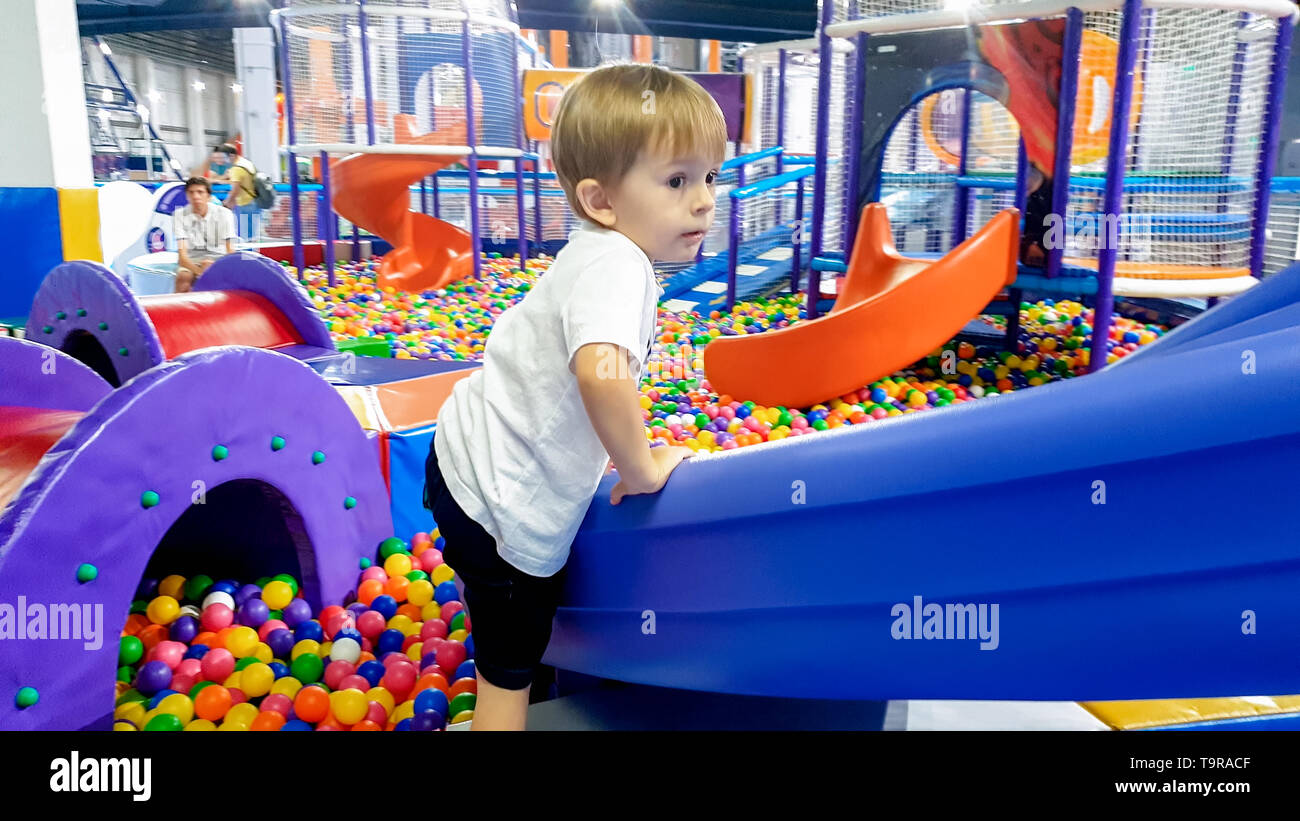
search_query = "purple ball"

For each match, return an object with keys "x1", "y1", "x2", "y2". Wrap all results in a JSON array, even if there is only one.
[
  {"x1": 346, "y1": 602, "x2": 368, "y2": 620},
  {"x1": 266, "y1": 628, "x2": 296, "y2": 659},
  {"x1": 281, "y1": 598, "x2": 312, "y2": 627},
  {"x1": 135, "y1": 660, "x2": 173, "y2": 696},
  {"x1": 234, "y1": 584, "x2": 262, "y2": 607},
  {"x1": 420, "y1": 651, "x2": 440, "y2": 671},
  {"x1": 169, "y1": 616, "x2": 199, "y2": 644},
  {"x1": 410, "y1": 710, "x2": 443, "y2": 731},
  {"x1": 239, "y1": 597, "x2": 270, "y2": 628}
]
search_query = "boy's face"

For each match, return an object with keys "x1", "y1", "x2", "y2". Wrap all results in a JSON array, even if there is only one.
[
  {"x1": 186, "y1": 185, "x2": 210, "y2": 210},
  {"x1": 601, "y1": 144, "x2": 719, "y2": 262}
]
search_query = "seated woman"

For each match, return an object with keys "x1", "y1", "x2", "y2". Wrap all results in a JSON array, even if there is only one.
[{"x1": 172, "y1": 176, "x2": 235, "y2": 293}]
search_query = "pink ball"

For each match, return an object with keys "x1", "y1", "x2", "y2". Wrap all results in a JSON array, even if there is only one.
[
  {"x1": 436, "y1": 641, "x2": 467, "y2": 679},
  {"x1": 357, "y1": 610, "x2": 386, "y2": 639},
  {"x1": 703, "y1": 406, "x2": 719, "y2": 419},
  {"x1": 412, "y1": 532, "x2": 431, "y2": 546},
  {"x1": 200, "y1": 647, "x2": 235, "y2": 682},
  {"x1": 228, "y1": 688, "x2": 248, "y2": 706},
  {"x1": 324, "y1": 660, "x2": 356, "y2": 689},
  {"x1": 440, "y1": 601, "x2": 464, "y2": 625},
  {"x1": 338, "y1": 674, "x2": 371, "y2": 692},
  {"x1": 261, "y1": 693, "x2": 292, "y2": 716},
  {"x1": 150, "y1": 640, "x2": 186, "y2": 670},
  {"x1": 257, "y1": 619, "x2": 288, "y2": 641},
  {"x1": 169, "y1": 674, "x2": 196, "y2": 693},
  {"x1": 359, "y1": 567, "x2": 388, "y2": 583},
  {"x1": 420, "y1": 619, "x2": 448, "y2": 642},
  {"x1": 423, "y1": 637, "x2": 447, "y2": 657},
  {"x1": 364, "y1": 702, "x2": 387, "y2": 725},
  {"x1": 380, "y1": 662, "x2": 416, "y2": 699},
  {"x1": 421, "y1": 549, "x2": 443, "y2": 569},
  {"x1": 743, "y1": 416, "x2": 761, "y2": 432},
  {"x1": 176, "y1": 658, "x2": 202, "y2": 679},
  {"x1": 201, "y1": 603, "x2": 234, "y2": 632},
  {"x1": 718, "y1": 406, "x2": 735, "y2": 420},
  {"x1": 325, "y1": 612, "x2": 354, "y2": 640}
]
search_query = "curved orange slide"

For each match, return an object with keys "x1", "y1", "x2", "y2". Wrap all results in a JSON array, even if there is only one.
[
  {"x1": 330, "y1": 114, "x2": 475, "y2": 292},
  {"x1": 703, "y1": 204, "x2": 1020, "y2": 409}
]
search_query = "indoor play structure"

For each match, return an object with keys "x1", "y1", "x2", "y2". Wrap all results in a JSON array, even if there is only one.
[{"x1": 0, "y1": 338, "x2": 393, "y2": 729}]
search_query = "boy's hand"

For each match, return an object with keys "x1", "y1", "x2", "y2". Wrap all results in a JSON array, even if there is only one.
[{"x1": 610, "y1": 446, "x2": 692, "y2": 505}]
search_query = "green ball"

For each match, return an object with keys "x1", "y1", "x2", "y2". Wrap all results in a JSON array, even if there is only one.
[
  {"x1": 812, "y1": 419, "x2": 829, "y2": 431},
  {"x1": 406, "y1": 570, "x2": 429, "y2": 582},
  {"x1": 119, "y1": 636, "x2": 144, "y2": 666},
  {"x1": 15, "y1": 687, "x2": 38, "y2": 709},
  {"x1": 42, "y1": 326, "x2": 53, "y2": 335},
  {"x1": 270, "y1": 436, "x2": 286, "y2": 451},
  {"x1": 97, "y1": 321, "x2": 109, "y2": 331},
  {"x1": 254, "y1": 576, "x2": 271, "y2": 589},
  {"x1": 77, "y1": 308, "x2": 87, "y2": 317},
  {"x1": 189, "y1": 681, "x2": 216, "y2": 698},
  {"x1": 234, "y1": 656, "x2": 259, "y2": 672},
  {"x1": 311, "y1": 451, "x2": 326, "y2": 465},
  {"x1": 184, "y1": 574, "x2": 214, "y2": 602},
  {"x1": 360, "y1": 557, "x2": 372, "y2": 569},
  {"x1": 55, "y1": 311, "x2": 67, "y2": 320},
  {"x1": 212, "y1": 445, "x2": 229, "y2": 461},
  {"x1": 449, "y1": 612, "x2": 466, "y2": 632},
  {"x1": 116, "y1": 666, "x2": 133, "y2": 683},
  {"x1": 378, "y1": 537, "x2": 407, "y2": 560},
  {"x1": 449, "y1": 692, "x2": 476, "y2": 715},
  {"x1": 129, "y1": 600, "x2": 148, "y2": 615},
  {"x1": 140, "y1": 490, "x2": 160, "y2": 509},
  {"x1": 273, "y1": 573, "x2": 299, "y2": 596},
  {"x1": 291, "y1": 653, "x2": 324, "y2": 684},
  {"x1": 118, "y1": 347, "x2": 129, "y2": 357},
  {"x1": 268, "y1": 610, "x2": 282, "y2": 621},
  {"x1": 777, "y1": 411, "x2": 792, "y2": 427},
  {"x1": 76, "y1": 563, "x2": 98, "y2": 583},
  {"x1": 144, "y1": 713, "x2": 184, "y2": 731},
  {"x1": 115, "y1": 688, "x2": 146, "y2": 707}
]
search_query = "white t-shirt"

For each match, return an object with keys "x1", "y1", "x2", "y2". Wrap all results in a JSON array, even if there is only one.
[
  {"x1": 173, "y1": 202, "x2": 236, "y2": 255},
  {"x1": 434, "y1": 222, "x2": 662, "y2": 577}
]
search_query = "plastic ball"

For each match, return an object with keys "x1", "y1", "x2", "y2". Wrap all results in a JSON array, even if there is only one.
[
  {"x1": 330, "y1": 688, "x2": 369, "y2": 725},
  {"x1": 434, "y1": 581, "x2": 460, "y2": 605},
  {"x1": 135, "y1": 661, "x2": 173, "y2": 696},
  {"x1": 200, "y1": 648, "x2": 235, "y2": 682},
  {"x1": 261, "y1": 580, "x2": 294, "y2": 610},
  {"x1": 146, "y1": 595, "x2": 180, "y2": 625},
  {"x1": 293, "y1": 686, "x2": 330, "y2": 723}
]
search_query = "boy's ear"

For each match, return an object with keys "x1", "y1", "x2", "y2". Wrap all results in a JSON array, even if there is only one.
[{"x1": 575, "y1": 178, "x2": 617, "y2": 228}]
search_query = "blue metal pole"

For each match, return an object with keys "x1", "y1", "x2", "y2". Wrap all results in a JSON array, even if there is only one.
[
  {"x1": 793, "y1": 177, "x2": 805, "y2": 293},
  {"x1": 1048, "y1": 8, "x2": 1084, "y2": 278},
  {"x1": 808, "y1": 0, "x2": 835, "y2": 319},
  {"x1": 727, "y1": 196, "x2": 741, "y2": 311},
  {"x1": 1248, "y1": 15, "x2": 1295, "y2": 279},
  {"x1": 358, "y1": 0, "x2": 377, "y2": 145},
  {"x1": 952, "y1": 88, "x2": 973, "y2": 245},
  {"x1": 843, "y1": 32, "x2": 868, "y2": 257},
  {"x1": 320, "y1": 151, "x2": 335, "y2": 287},
  {"x1": 1089, "y1": 0, "x2": 1143, "y2": 374},
  {"x1": 462, "y1": 6, "x2": 481, "y2": 278},
  {"x1": 277, "y1": 16, "x2": 305, "y2": 277}
]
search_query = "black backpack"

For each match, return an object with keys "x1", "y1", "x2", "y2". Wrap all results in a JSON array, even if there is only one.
[{"x1": 251, "y1": 170, "x2": 277, "y2": 210}]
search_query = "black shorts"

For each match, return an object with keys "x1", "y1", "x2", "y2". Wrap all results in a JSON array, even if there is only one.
[{"x1": 423, "y1": 438, "x2": 566, "y2": 691}]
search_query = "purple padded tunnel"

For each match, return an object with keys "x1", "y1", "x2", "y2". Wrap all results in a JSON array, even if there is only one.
[
  {"x1": 25, "y1": 254, "x2": 338, "y2": 387},
  {"x1": 0, "y1": 341, "x2": 391, "y2": 730}
]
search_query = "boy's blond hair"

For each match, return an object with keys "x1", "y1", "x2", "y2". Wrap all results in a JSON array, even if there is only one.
[{"x1": 550, "y1": 64, "x2": 728, "y2": 221}]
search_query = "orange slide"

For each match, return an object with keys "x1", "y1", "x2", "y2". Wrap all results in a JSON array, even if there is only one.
[
  {"x1": 703, "y1": 204, "x2": 1020, "y2": 409},
  {"x1": 330, "y1": 114, "x2": 475, "y2": 292}
]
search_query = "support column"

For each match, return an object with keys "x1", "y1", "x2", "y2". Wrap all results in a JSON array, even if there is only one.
[
  {"x1": 183, "y1": 66, "x2": 208, "y2": 168},
  {"x1": 233, "y1": 28, "x2": 280, "y2": 180},
  {"x1": 0, "y1": 0, "x2": 99, "y2": 319}
]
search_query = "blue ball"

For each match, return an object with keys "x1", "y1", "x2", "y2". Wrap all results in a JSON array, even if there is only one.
[
  {"x1": 411, "y1": 710, "x2": 444, "y2": 732},
  {"x1": 434, "y1": 581, "x2": 460, "y2": 606},
  {"x1": 269, "y1": 661, "x2": 291, "y2": 680},
  {"x1": 369, "y1": 595, "x2": 399, "y2": 621},
  {"x1": 420, "y1": 652, "x2": 440, "y2": 672},
  {"x1": 294, "y1": 620, "x2": 324, "y2": 643},
  {"x1": 184, "y1": 644, "x2": 210, "y2": 661},
  {"x1": 334, "y1": 627, "x2": 363, "y2": 645},
  {"x1": 871, "y1": 388, "x2": 887, "y2": 403},
  {"x1": 414, "y1": 688, "x2": 449, "y2": 718},
  {"x1": 148, "y1": 689, "x2": 179, "y2": 709},
  {"x1": 281, "y1": 598, "x2": 313, "y2": 628},
  {"x1": 463, "y1": 633, "x2": 474, "y2": 659},
  {"x1": 394, "y1": 718, "x2": 413, "y2": 731},
  {"x1": 734, "y1": 405, "x2": 750, "y2": 419},
  {"x1": 135, "y1": 661, "x2": 172, "y2": 696},
  {"x1": 212, "y1": 580, "x2": 240, "y2": 597},
  {"x1": 234, "y1": 584, "x2": 262, "y2": 608},
  {"x1": 434, "y1": 536, "x2": 445, "y2": 550},
  {"x1": 239, "y1": 598, "x2": 270, "y2": 628},
  {"x1": 281, "y1": 719, "x2": 313, "y2": 731},
  {"x1": 135, "y1": 578, "x2": 159, "y2": 599},
  {"x1": 169, "y1": 616, "x2": 199, "y2": 644},
  {"x1": 267, "y1": 628, "x2": 296, "y2": 659},
  {"x1": 357, "y1": 660, "x2": 386, "y2": 687},
  {"x1": 376, "y1": 628, "x2": 406, "y2": 656},
  {"x1": 454, "y1": 660, "x2": 476, "y2": 681}
]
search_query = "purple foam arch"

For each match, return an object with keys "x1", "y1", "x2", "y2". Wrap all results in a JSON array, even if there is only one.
[
  {"x1": 0, "y1": 347, "x2": 391, "y2": 730},
  {"x1": 0, "y1": 337, "x2": 110, "y2": 411},
  {"x1": 196, "y1": 253, "x2": 335, "y2": 351},
  {"x1": 25, "y1": 260, "x2": 165, "y2": 385}
]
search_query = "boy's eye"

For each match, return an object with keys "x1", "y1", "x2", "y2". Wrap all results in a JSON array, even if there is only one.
[
  {"x1": 706, "y1": 170, "x2": 717, "y2": 185},
  {"x1": 668, "y1": 176, "x2": 685, "y2": 189}
]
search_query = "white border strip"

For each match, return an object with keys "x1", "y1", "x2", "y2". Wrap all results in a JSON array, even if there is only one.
[
  {"x1": 739, "y1": 38, "x2": 855, "y2": 57},
  {"x1": 1111, "y1": 275, "x2": 1259, "y2": 298},
  {"x1": 825, "y1": 0, "x2": 1297, "y2": 37},
  {"x1": 271, "y1": 4, "x2": 519, "y2": 33},
  {"x1": 284, "y1": 143, "x2": 522, "y2": 158}
]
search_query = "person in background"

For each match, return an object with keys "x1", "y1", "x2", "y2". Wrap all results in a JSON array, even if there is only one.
[
  {"x1": 173, "y1": 177, "x2": 235, "y2": 293},
  {"x1": 208, "y1": 143, "x2": 261, "y2": 240}
]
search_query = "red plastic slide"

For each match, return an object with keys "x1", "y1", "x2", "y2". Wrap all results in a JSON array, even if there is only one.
[
  {"x1": 330, "y1": 115, "x2": 475, "y2": 293},
  {"x1": 703, "y1": 204, "x2": 1020, "y2": 409}
]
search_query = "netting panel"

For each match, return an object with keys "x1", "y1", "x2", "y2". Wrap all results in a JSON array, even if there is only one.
[{"x1": 1263, "y1": 189, "x2": 1300, "y2": 275}]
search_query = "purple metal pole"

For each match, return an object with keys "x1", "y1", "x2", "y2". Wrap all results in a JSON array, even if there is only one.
[
  {"x1": 793, "y1": 177, "x2": 805, "y2": 292},
  {"x1": 420, "y1": 179, "x2": 428, "y2": 215},
  {"x1": 433, "y1": 175, "x2": 441, "y2": 218},
  {"x1": 952, "y1": 88, "x2": 973, "y2": 245},
  {"x1": 342, "y1": 13, "x2": 359, "y2": 264},
  {"x1": 320, "y1": 151, "x2": 336, "y2": 287},
  {"x1": 1088, "y1": 0, "x2": 1143, "y2": 374},
  {"x1": 807, "y1": 0, "x2": 835, "y2": 319},
  {"x1": 531, "y1": 159, "x2": 541, "y2": 253},
  {"x1": 515, "y1": 163, "x2": 528, "y2": 264},
  {"x1": 511, "y1": 16, "x2": 527, "y2": 265},
  {"x1": 775, "y1": 49, "x2": 788, "y2": 223},
  {"x1": 1014, "y1": 138, "x2": 1029, "y2": 215},
  {"x1": 1047, "y1": 8, "x2": 1084, "y2": 278},
  {"x1": 462, "y1": 9, "x2": 481, "y2": 278},
  {"x1": 1248, "y1": 15, "x2": 1295, "y2": 279},
  {"x1": 727, "y1": 197, "x2": 741, "y2": 310},
  {"x1": 278, "y1": 15, "x2": 305, "y2": 277},
  {"x1": 734, "y1": 56, "x2": 745, "y2": 157},
  {"x1": 358, "y1": 1, "x2": 377, "y2": 145},
  {"x1": 843, "y1": 32, "x2": 868, "y2": 257}
]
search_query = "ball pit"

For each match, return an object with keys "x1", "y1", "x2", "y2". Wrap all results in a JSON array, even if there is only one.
[
  {"x1": 112, "y1": 531, "x2": 477, "y2": 731},
  {"x1": 297, "y1": 253, "x2": 1167, "y2": 457}
]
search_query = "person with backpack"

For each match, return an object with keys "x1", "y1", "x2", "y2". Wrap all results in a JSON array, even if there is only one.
[{"x1": 208, "y1": 143, "x2": 276, "y2": 240}]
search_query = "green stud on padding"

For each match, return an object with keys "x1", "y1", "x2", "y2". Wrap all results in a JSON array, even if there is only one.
[
  {"x1": 141, "y1": 491, "x2": 160, "y2": 509},
  {"x1": 42, "y1": 326, "x2": 53, "y2": 335},
  {"x1": 118, "y1": 347, "x2": 129, "y2": 357},
  {"x1": 311, "y1": 451, "x2": 326, "y2": 465},
  {"x1": 77, "y1": 309, "x2": 87, "y2": 317},
  {"x1": 344, "y1": 496, "x2": 357, "y2": 510},
  {"x1": 271, "y1": 436, "x2": 286, "y2": 451},
  {"x1": 98, "y1": 322, "x2": 108, "y2": 331},
  {"x1": 15, "y1": 687, "x2": 38, "y2": 709},
  {"x1": 212, "y1": 445, "x2": 228, "y2": 461},
  {"x1": 76, "y1": 563, "x2": 98, "y2": 583},
  {"x1": 55, "y1": 311, "x2": 66, "y2": 320},
  {"x1": 360, "y1": 557, "x2": 372, "y2": 569}
]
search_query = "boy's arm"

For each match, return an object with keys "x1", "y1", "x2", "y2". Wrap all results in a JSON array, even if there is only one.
[
  {"x1": 574, "y1": 342, "x2": 690, "y2": 505},
  {"x1": 176, "y1": 239, "x2": 193, "y2": 271}
]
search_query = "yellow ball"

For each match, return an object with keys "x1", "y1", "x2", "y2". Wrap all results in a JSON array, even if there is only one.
[
  {"x1": 450, "y1": 710, "x2": 474, "y2": 724},
  {"x1": 330, "y1": 688, "x2": 369, "y2": 725},
  {"x1": 448, "y1": 629, "x2": 469, "y2": 643},
  {"x1": 384, "y1": 553, "x2": 413, "y2": 577},
  {"x1": 391, "y1": 701, "x2": 415, "y2": 725},
  {"x1": 225, "y1": 626, "x2": 259, "y2": 658},
  {"x1": 158, "y1": 575, "x2": 187, "y2": 600},
  {"x1": 146, "y1": 595, "x2": 180, "y2": 625},
  {"x1": 157, "y1": 693, "x2": 194, "y2": 724},
  {"x1": 407, "y1": 580, "x2": 434, "y2": 607},
  {"x1": 431, "y1": 564, "x2": 455, "y2": 585},
  {"x1": 366, "y1": 687, "x2": 395, "y2": 715},
  {"x1": 185, "y1": 719, "x2": 217, "y2": 731},
  {"x1": 319, "y1": 641, "x2": 333, "y2": 658},
  {"x1": 251, "y1": 642, "x2": 273, "y2": 664},
  {"x1": 291, "y1": 639, "x2": 321, "y2": 660},
  {"x1": 270, "y1": 677, "x2": 303, "y2": 699},
  {"x1": 217, "y1": 722, "x2": 247, "y2": 732},
  {"x1": 240, "y1": 662, "x2": 274, "y2": 698},
  {"x1": 225, "y1": 703, "x2": 258, "y2": 727},
  {"x1": 387, "y1": 615, "x2": 413, "y2": 634},
  {"x1": 406, "y1": 642, "x2": 424, "y2": 663},
  {"x1": 113, "y1": 721, "x2": 138, "y2": 731},
  {"x1": 115, "y1": 702, "x2": 146, "y2": 726},
  {"x1": 400, "y1": 621, "x2": 422, "y2": 638},
  {"x1": 420, "y1": 602, "x2": 442, "y2": 622},
  {"x1": 261, "y1": 580, "x2": 294, "y2": 610},
  {"x1": 222, "y1": 672, "x2": 242, "y2": 690}
]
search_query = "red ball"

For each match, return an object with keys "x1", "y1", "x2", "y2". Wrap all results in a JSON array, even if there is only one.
[
  {"x1": 228, "y1": 688, "x2": 248, "y2": 706},
  {"x1": 436, "y1": 640, "x2": 467, "y2": 679},
  {"x1": 149, "y1": 640, "x2": 187, "y2": 670},
  {"x1": 338, "y1": 674, "x2": 371, "y2": 692},
  {"x1": 318, "y1": 606, "x2": 345, "y2": 634},
  {"x1": 422, "y1": 637, "x2": 447, "y2": 658},
  {"x1": 261, "y1": 693, "x2": 293, "y2": 716},
  {"x1": 200, "y1": 647, "x2": 235, "y2": 682},
  {"x1": 323, "y1": 610, "x2": 352, "y2": 639},
  {"x1": 401, "y1": 634, "x2": 421, "y2": 653},
  {"x1": 257, "y1": 619, "x2": 288, "y2": 641},
  {"x1": 176, "y1": 658, "x2": 202, "y2": 679},
  {"x1": 380, "y1": 662, "x2": 417, "y2": 700},
  {"x1": 201, "y1": 603, "x2": 234, "y2": 632},
  {"x1": 440, "y1": 601, "x2": 464, "y2": 625},
  {"x1": 324, "y1": 660, "x2": 357, "y2": 689},
  {"x1": 421, "y1": 549, "x2": 443, "y2": 569},
  {"x1": 364, "y1": 702, "x2": 388, "y2": 725},
  {"x1": 420, "y1": 619, "x2": 448, "y2": 642},
  {"x1": 356, "y1": 610, "x2": 386, "y2": 640}
]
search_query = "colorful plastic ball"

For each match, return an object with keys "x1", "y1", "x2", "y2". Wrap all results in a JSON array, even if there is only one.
[
  {"x1": 294, "y1": 620, "x2": 324, "y2": 643},
  {"x1": 281, "y1": 598, "x2": 313, "y2": 627},
  {"x1": 281, "y1": 719, "x2": 313, "y2": 731},
  {"x1": 266, "y1": 628, "x2": 296, "y2": 659},
  {"x1": 184, "y1": 574, "x2": 214, "y2": 602},
  {"x1": 225, "y1": 626, "x2": 259, "y2": 658},
  {"x1": 194, "y1": 685, "x2": 232, "y2": 721},
  {"x1": 406, "y1": 579, "x2": 435, "y2": 607},
  {"x1": 330, "y1": 688, "x2": 369, "y2": 725},
  {"x1": 433, "y1": 581, "x2": 460, "y2": 605},
  {"x1": 202, "y1": 591, "x2": 236, "y2": 612},
  {"x1": 431, "y1": 564, "x2": 455, "y2": 585},
  {"x1": 293, "y1": 686, "x2": 330, "y2": 723},
  {"x1": 330, "y1": 637, "x2": 362, "y2": 665},
  {"x1": 234, "y1": 584, "x2": 263, "y2": 608},
  {"x1": 200, "y1": 648, "x2": 235, "y2": 683},
  {"x1": 447, "y1": 628, "x2": 469, "y2": 644},
  {"x1": 150, "y1": 640, "x2": 186, "y2": 670},
  {"x1": 453, "y1": 660, "x2": 476, "y2": 682},
  {"x1": 440, "y1": 600, "x2": 464, "y2": 625},
  {"x1": 144, "y1": 713, "x2": 184, "y2": 731},
  {"x1": 376, "y1": 629, "x2": 406, "y2": 656},
  {"x1": 414, "y1": 687, "x2": 449, "y2": 718},
  {"x1": 410, "y1": 711, "x2": 444, "y2": 731},
  {"x1": 449, "y1": 710, "x2": 474, "y2": 725},
  {"x1": 119, "y1": 636, "x2": 144, "y2": 666},
  {"x1": 448, "y1": 677, "x2": 477, "y2": 700},
  {"x1": 250, "y1": 712, "x2": 287, "y2": 731},
  {"x1": 357, "y1": 660, "x2": 386, "y2": 688},
  {"x1": 156, "y1": 692, "x2": 194, "y2": 724},
  {"x1": 369, "y1": 594, "x2": 399, "y2": 621},
  {"x1": 449, "y1": 692, "x2": 477, "y2": 715},
  {"x1": 146, "y1": 595, "x2": 180, "y2": 625},
  {"x1": 147, "y1": 689, "x2": 180, "y2": 710},
  {"x1": 448, "y1": 611, "x2": 467, "y2": 633},
  {"x1": 240, "y1": 662, "x2": 275, "y2": 698},
  {"x1": 357, "y1": 610, "x2": 387, "y2": 640},
  {"x1": 380, "y1": 662, "x2": 417, "y2": 699},
  {"x1": 135, "y1": 661, "x2": 173, "y2": 696},
  {"x1": 169, "y1": 616, "x2": 199, "y2": 645},
  {"x1": 238, "y1": 598, "x2": 270, "y2": 628},
  {"x1": 261, "y1": 580, "x2": 294, "y2": 610},
  {"x1": 291, "y1": 652, "x2": 324, "y2": 684},
  {"x1": 338, "y1": 674, "x2": 372, "y2": 692},
  {"x1": 201, "y1": 603, "x2": 234, "y2": 632}
]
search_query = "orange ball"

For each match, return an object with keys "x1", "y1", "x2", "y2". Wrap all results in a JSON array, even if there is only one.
[
  {"x1": 123, "y1": 614, "x2": 150, "y2": 636},
  {"x1": 357, "y1": 579, "x2": 384, "y2": 606},
  {"x1": 413, "y1": 672, "x2": 449, "y2": 696},
  {"x1": 250, "y1": 711, "x2": 286, "y2": 731},
  {"x1": 137, "y1": 624, "x2": 169, "y2": 652},
  {"x1": 293, "y1": 686, "x2": 330, "y2": 724},
  {"x1": 194, "y1": 685, "x2": 233, "y2": 722},
  {"x1": 448, "y1": 677, "x2": 478, "y2": 699},
  {"x1": 396, "y1": 603, "x2": 422, "y2": 622},
  {"x1": 384, "y1": 576, "x2": 410, "y2": 603},
  {"x1": 351, "y1": 720, "x2": 382, "y2": 731}
]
